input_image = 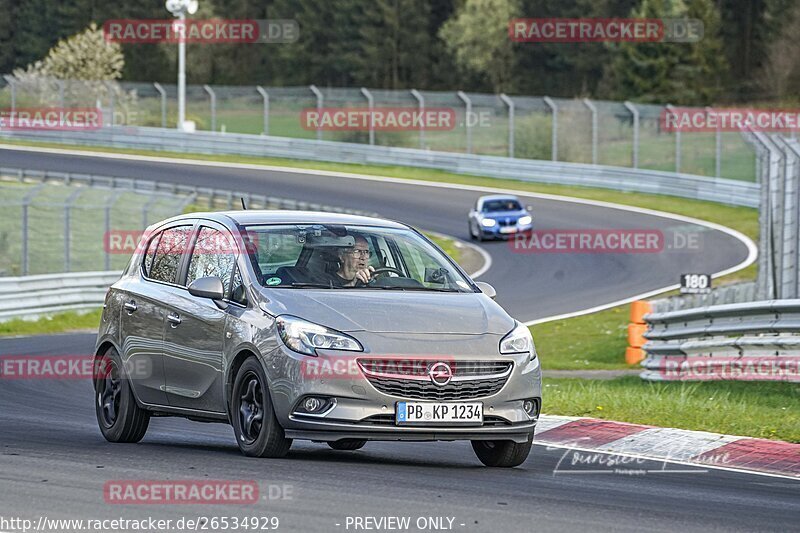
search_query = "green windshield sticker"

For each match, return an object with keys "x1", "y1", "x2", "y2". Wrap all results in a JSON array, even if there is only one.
[{"x1": 266, "y1": 277, "x2": 282, "y2": 286}]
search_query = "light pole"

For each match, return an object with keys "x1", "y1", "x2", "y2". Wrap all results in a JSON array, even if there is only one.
[{"x1": 165, "y1": 0, "x2": 198, "y2": 130}]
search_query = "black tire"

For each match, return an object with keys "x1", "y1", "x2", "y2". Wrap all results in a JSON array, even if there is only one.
[
  {"x1": 468, "y1": 222, "x2": 477, "y2": 240},
  {"x1": 471, "y1": 434, "x2": 532, "y2": 467},
  {"x1": 94, "y1": 347, "x2": 150, "y2": 443},
  {"x1": 231, "y1": 357, "x2": 292, "y2": 458},
  {"x1": 327, "y1": 439, "x2": 367, "y2": 451}
]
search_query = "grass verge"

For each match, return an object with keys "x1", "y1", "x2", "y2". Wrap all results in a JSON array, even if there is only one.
[
  {"x1": 0, "y1": 309, "x2": 102, "y2": 337},
  {"x1": 543, "y1": 376, "x2": 800, "y2": 442}
]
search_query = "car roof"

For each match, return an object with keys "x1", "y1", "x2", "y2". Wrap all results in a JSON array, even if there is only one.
[
  {"x1": 479, "y1": 194, "x2": 520, "y2": 202},
  {"x1": 156, "y1": 210, "x2": 409, "y2": 230}
]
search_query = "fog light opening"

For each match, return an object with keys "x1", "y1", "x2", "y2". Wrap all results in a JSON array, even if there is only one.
[
  {"x1": 524, "y1": 399, "x2": 540, "y2": 419},
  {"x1": 304, "y1": 397, "x2": 323, "y2": 412},
  {"x1": 294, "y1": 396, "x2": 336, "y2": 417}
]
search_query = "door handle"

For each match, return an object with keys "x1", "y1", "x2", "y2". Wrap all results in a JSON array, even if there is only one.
[
  {"x1": 123, "y1": 301, "x2": 137, "y2": 314},
  {"x1": 167, "y1": 313, "x2": 182, "y2": 327}
]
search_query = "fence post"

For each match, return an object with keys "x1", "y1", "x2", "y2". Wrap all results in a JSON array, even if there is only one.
[
  {"x1": 104, "y1": 191, "x2": 123, "y2": 271},
  {"x1": 56, "y1": 79, "x2": 65, "y2": 108},
  {"x1": 666, "y1": 104, "x2": 681, "y2": 172},
  {"x1": 456, "y1": 91, "x2": 473, "y2": 154},
  {"x1": 624, "y1": 101, "x2": 639, "y2": 168},
  {"x1": 309, "y1": 85, "x2": 323, "y2": 141},
  {"x1": 708, "y1": 106, "x2": 722, "y2": 177},
  {"x1": 203, "y1": 85, "x2": 216, "y2": 132},
  {"x1": 63, "y1": 188, "x2": 83, "y2": 273},
  {"x1": 500, "y1": 94, "x2": 515, "y2": 158},
  {"x1": 410, "y1": 89, "x2": 425, "y2": 149},
  {"x1": 543, "y1": 96, "x2": 558, "y2": 161},
  {"x1": 777, "y1": 137, "x2": 800, "y2": 298},
  {"x1": 583, "y1": 98, "x2": 598, "y2": 164},
  {"x1": 256, "y1": 86, "x2": 270, "y2": 135},
  {"x1": 749, "y1": 131, "x2": 779, "y2": 299},
  {"x1": 104, "y1": 81, "x2": 115, "y2": 127},
  {"x1": 153, "y1": 82, "x2": 167, "y2": 128},
  {"x1": 360, "y1": 87, "x2": 375, "y2": 145},
  {"x1": 4, "y1": 75, "x2": 15, "y2": 115}
]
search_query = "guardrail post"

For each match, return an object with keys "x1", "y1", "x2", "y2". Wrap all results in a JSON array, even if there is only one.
[
  {"x1": 583, "y1": 98, "x2": 598, "y2": 164},
  {"x1": 410, "y1": 89, "x2": 425, "y2": 149},
  {"x1": 4, "y1": 75, "x2": 16, "y2": 116},
  {"x1": 624, "y1": 101, "x2": 639, "y2": 168},
  {"x1": 500, "y1": 94, "x2": 515, "y2": 158},
  {"x1": 666, "y1": 104, "x2": 681, "y2": 172},
  {"x1": 360, "y1": 87, "x2": 375, "y2": 145},
  {"x1": 203, "y1": 85, "x2": 216, "y2": 132},
  {"x1": 104, "y1": 81, "x2": 115, "y2": 127},
  {"x1": 543, "y1": 96, "x2": 558, "y2": 161},
  {"x1": 153, "y1": 82, "x2": 167, "y2": 128},
  {"x1": 309, "y1": 85, "x2": 323, "y2": 141},
  {"x1": 457, "y1": 91, "x2": 473, "y2": 154},
  {"x1": 256, "y1": 86, "x2": 270, "y2": 135}
]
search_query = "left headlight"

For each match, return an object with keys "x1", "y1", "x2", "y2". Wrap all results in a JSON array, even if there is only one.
[
  {"x1": 518, "y1": 215, "x2": 532, "y2": 226},
  {"x1": 500, "y1": 322, "x2": 536, "y2": 359},
  {"x1": 276, "y1": 315, "x2": 363, "y2": 356},
  {"x1": 481, "y1": 218, "x2": 497, "y2": 227}
]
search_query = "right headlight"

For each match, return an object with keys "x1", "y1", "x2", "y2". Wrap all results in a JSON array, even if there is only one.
[
  {"x1": 500, "y1": 322, "x2": 537, "y2": 360},
  {"x1": 481, "y1": 218, "x2": 497, "y2": 227},
  {"x1": 276, "y1": 315, "x2": 362, "y2": 356}
]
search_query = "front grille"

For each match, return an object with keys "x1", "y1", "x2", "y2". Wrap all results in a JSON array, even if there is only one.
[
  {"x1": 366, "y1": 375, "x2": 508, "y2": 401},
  {"x1": 358, "y1": 359, "x2": 511, "y2": 378},
  {"x1": 497, "y1": 218, "x2": 517, "y2": 227}
]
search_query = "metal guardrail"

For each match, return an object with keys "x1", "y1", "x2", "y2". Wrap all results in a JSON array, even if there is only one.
[
  {"x1": 649, "y1": 282, "x2": 758, "y2": 314},
  {"x1": 0, "y1": 126, "x2": 759, "y2": 208},
  {"x1": 0, "y1": 271, "x2": 121, "y2": 320},
  {"x1": 640, "y1": 300, "x2": 800, "y2": 382}
]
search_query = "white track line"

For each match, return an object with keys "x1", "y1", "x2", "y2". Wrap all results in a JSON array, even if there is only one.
[{"x1": 0, "y1": 144, "x2": 757, "y2": 325}]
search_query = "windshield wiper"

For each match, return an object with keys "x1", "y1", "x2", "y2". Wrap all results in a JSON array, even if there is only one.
[{"x1": 289, "y1": 282, "x2": 338, "y2": 289}]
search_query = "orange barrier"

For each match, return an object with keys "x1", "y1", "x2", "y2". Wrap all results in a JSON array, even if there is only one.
[{"x1": 626, "y1": 300, "x2": 652, "y2": 364}]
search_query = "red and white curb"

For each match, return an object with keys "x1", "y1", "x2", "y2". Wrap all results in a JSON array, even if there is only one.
[{"x1": 536, "y1": 415, "x2": 800, "y2": 479}]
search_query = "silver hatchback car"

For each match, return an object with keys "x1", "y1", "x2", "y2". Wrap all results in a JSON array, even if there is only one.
[{"x1": 94, "y1": 211, "x2": 541, "y2": 467}]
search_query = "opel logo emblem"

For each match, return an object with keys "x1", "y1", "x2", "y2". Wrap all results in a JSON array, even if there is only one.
[{"x1": 428, "y1": 362, "x2": 453, "y2": 387}]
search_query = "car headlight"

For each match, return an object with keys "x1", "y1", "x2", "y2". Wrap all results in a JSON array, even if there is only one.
[
  {"x1": 276, "y1": 315, "x2": 362, "y2": 356},
  {"x1": 481, "y1": 218, "x2": 497, "y2": 227},
  {"x1": 500, "y1": 322, "x2": 536, "y2": 360},
  {"x1": 518, "y1": 215, "x2": 532, "y2": 225}
]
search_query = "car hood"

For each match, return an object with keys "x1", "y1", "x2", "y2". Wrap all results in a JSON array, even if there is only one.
[{"x1": 259, "y1": 289, "x2": 515, "y2": 335}]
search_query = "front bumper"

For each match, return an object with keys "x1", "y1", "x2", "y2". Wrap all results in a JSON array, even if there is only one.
[
  {"x1": 480, "y1": 223, "x2": 533, "y2": 238},
  {"x1": 261, "y1": 342, "x2": 542, "y2": 443}
]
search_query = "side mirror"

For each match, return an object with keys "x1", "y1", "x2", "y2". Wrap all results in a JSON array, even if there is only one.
[
  {"x1": 475, "y1": 281, "x2": 496, "y2": 299},
  {"x1": 188, "y1": 276, "x2": 225, "y2": 300},
  {"x1": 526, "y1": 205, "x2": 533, "y2": 211}
]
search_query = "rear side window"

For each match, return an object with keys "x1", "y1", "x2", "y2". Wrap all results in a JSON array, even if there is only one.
[{"x1": 147, "y1": 226, "x2": 193, "y2": 284}]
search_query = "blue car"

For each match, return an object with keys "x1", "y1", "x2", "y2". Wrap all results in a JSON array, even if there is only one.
[{"x1": 468, "y1": 195, "x2": 533, "y2": 241}]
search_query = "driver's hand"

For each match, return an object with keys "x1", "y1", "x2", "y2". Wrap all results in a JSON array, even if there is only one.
[{"x1": 355, "y1": 265, "x2": 375, "y2": 284}]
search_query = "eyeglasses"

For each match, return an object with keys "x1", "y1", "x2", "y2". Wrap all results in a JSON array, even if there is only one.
[{"x1": 348, "y1": 248, "x2": 372, "y2": 257}]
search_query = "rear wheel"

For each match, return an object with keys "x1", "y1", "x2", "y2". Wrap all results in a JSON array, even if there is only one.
[
  {"x1": 231, "y1": 357, "x2": 292, "y2": 458},
  {"x1": 94, "y1": 347, "x2": 150, "y2": 443},
  {"x1": 327, "y1": 439, "x2": 366, "y2": 451},
  {"x1": 471, "y1": 435, "x2": 532, "y2": 467}
]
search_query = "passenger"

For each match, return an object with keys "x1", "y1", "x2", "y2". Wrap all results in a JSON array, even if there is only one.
[{"x1": 331, "y1": 235, "x2": 375, "y2": 287}]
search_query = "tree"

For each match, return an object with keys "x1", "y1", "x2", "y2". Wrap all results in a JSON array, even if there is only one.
[{"x1": 439, "y1": 0, "x2": 521, "y2": 92}]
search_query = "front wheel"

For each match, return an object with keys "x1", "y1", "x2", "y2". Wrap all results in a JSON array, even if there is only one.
[
  {"x1": 94, "y1": 347, "x2": 150, "y2": 443},
  {"x1": 471, "y1": 435, "x2": 532, "y2": 467},
  {"x1": 231, "y1": 357, "x2": 292, "y2": 458}
]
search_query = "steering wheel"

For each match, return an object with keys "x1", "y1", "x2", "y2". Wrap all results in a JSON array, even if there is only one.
[{"x1": 367, "y1": 266, "x2": 405, "y2": 283}]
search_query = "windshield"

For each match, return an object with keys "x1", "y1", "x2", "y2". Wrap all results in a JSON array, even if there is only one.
[
  {"x1": 242, "y1": 224, "x2": 474, "y2": 292},
  {"x1": 483, "y1": 199, "x2": 522, "y2": 212}
]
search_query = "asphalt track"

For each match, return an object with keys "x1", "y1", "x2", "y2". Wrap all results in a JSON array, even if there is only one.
[{"x1": 1, "y1": 147, "x2": 796, "y2": 532}]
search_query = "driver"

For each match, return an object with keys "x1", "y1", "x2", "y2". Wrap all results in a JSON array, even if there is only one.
[{"x1": 331, "y1": 235, "x2": 375, "y2": 287}]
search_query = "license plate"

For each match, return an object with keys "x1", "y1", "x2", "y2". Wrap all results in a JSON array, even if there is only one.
[
  {"x1": 500, "y1": 227, "x2": 517, "y2": 233},
  {"x1": 396, "y1": 402, "x2": 483, "y2": 425}
]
